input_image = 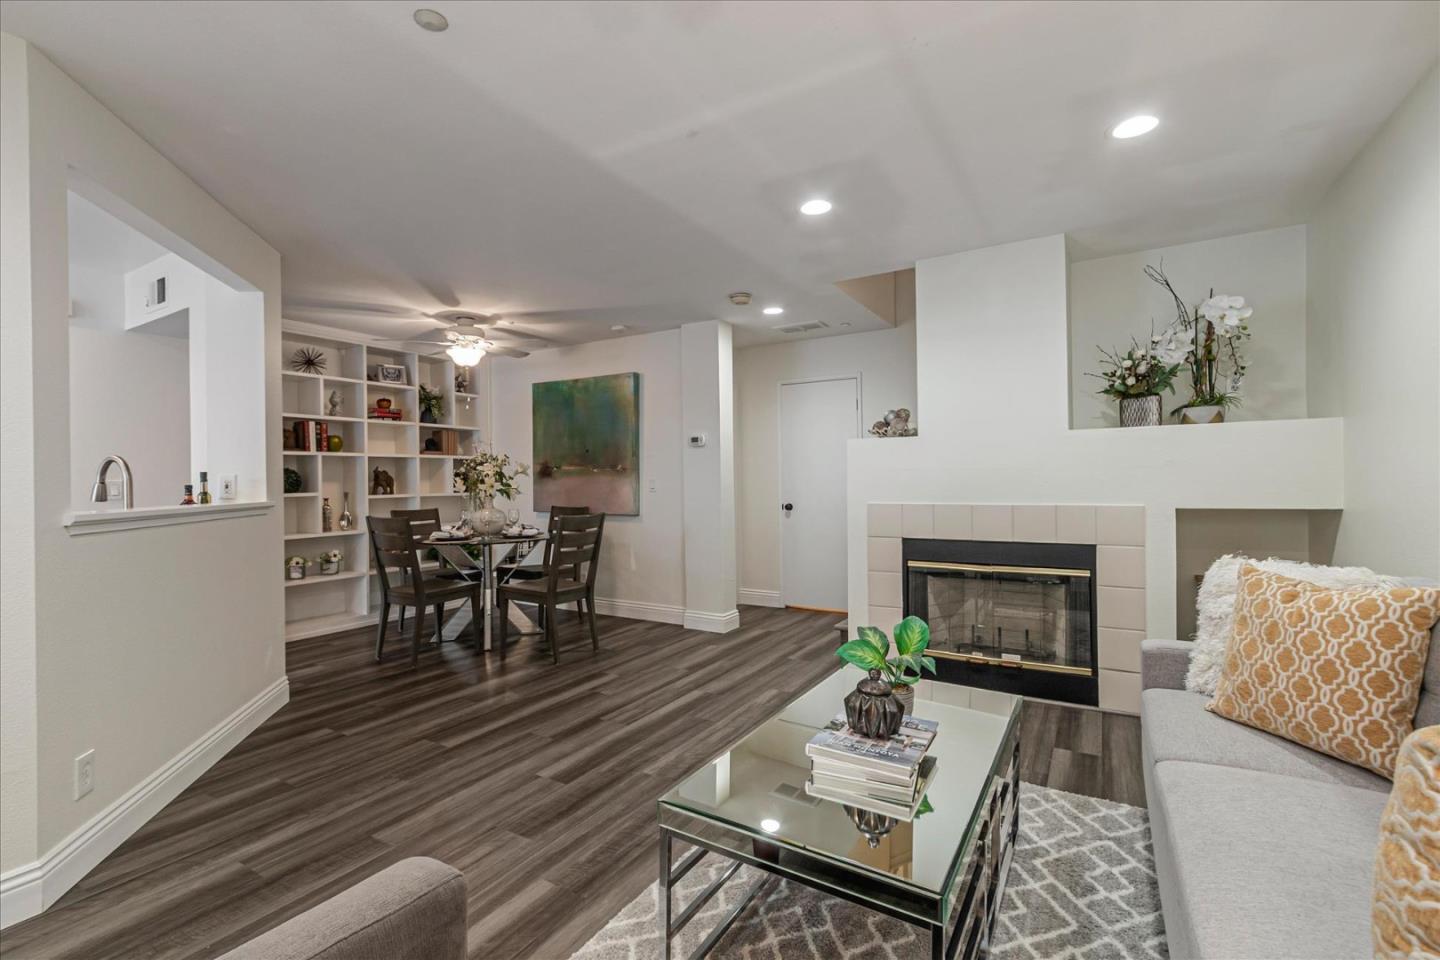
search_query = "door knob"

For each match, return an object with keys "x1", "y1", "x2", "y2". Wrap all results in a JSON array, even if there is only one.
[{"x1": 782, "y1": 502, "x2": 794, "y2": 512}]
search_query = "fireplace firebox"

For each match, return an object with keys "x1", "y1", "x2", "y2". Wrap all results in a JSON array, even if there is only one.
[{"x1": 903, "y1": 539, "x2": 1098, "y2": 706}]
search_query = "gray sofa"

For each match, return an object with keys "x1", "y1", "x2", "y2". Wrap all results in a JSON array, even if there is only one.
[
  {"x1": 1140, "y1": 599, "x2": 1440, "y2": 960},
  {"x1": 218, "y1": 857, "x2": 466, "y2": 960}
]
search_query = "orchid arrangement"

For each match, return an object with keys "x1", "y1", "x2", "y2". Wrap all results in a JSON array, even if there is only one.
[
  {"x1": 454, "y1": 451, "x2": 529, "y2": 502},
  {"x1": 1146, "y1": 263, "x2": 1255, "y2": 414}
]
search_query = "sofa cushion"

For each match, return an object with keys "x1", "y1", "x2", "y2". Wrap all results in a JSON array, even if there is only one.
[
  {"x1": 1151, "y1": 760, "x2": 1387, "y2": 960},
  {"x1": 1143, "y1": 688, "x2": 1391, "y2": 793},
  {"x1": 1373, "y1": 726, "x2": 1440, "y2": 959},
  {"x1": 1207, "y1": 566, "x2": 1440, "y2": 778}
]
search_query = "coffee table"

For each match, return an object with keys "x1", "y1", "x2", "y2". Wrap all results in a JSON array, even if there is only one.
[{"x1": 657, "y1": 670, "x2": 1021, "y2": 960}]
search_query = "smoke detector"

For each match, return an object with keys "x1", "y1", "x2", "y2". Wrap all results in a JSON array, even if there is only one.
[{"x1": 727, "y1": 292, "x2": 752, "y2": 306}]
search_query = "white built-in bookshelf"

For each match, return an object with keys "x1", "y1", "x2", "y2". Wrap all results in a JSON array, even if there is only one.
[{"x1": 281, "y1": 324, "x2": 489, "y2": 641}]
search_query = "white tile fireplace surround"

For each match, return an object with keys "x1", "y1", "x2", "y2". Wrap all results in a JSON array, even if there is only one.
[{"x1": 867, "y1": 503, "x2": 1144, "y2": 713}]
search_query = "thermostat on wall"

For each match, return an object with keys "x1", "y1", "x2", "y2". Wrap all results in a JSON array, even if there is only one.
[{"x1": 688, "y1": 433, "x2": 707, "y2": 448}]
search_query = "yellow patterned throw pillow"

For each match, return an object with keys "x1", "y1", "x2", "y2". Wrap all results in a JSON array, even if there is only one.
[
  {"x1": 1207, "y1": 565, "x2": 1440, "y2": 777},
  {"x1": 1373, "y1": 725, "x2": 1440, "y2": 959}
]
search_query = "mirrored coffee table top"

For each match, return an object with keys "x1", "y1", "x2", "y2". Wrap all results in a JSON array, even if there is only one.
[{"x1": 659, "y1": 669, "x2": 1020, "y2": 899}]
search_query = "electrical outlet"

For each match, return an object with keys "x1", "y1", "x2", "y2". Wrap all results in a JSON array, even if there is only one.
[
  {"x1": 107, "y1": 480, "x2": 123, "y2": 499},
  {"x1": 74, "y1": 750, "x2": 95, "y2": 800},
  {"x1": 648, "y1": 479, "x2": 657, "y2": 494},
  {"x1": 219, "y1": 475, "x2": 238, "y2": 501}
]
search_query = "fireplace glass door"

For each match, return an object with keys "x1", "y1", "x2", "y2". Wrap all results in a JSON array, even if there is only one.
[{"x1": 906, "y1": 561, "x2": 1094, "y2": 675}]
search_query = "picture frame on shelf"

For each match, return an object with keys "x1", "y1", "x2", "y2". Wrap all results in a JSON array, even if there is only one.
[{"x1": 375, "y1": 363, "x2": 407, "y2": 385}]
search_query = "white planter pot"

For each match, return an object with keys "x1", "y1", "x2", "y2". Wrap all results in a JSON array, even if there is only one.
[
  {"x1": 320, "y1": 560, "x2": 340, "y2": 575},
  {"x1": 1179, "y1": 405, "x2": 1226, "y2": 425}
]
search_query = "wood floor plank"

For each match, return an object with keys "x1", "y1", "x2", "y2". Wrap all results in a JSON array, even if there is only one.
[{"x1": 0, "y1": 607, "x2": 1144, "y2": 959}]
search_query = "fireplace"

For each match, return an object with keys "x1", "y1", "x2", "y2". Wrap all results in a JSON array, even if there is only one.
[{"x1": 903, "y1": 539, "x2": 1098, "y2": 706}]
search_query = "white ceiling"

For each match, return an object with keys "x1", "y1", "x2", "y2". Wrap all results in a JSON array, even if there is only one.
[{"x1": 5, "y1": 1, "x2": 1436, "y2": 348}]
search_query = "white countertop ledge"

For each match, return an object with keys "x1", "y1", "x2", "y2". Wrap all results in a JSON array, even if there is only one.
[{"x1": 65, "y1": 500, "x2": 274, "y2": 535}]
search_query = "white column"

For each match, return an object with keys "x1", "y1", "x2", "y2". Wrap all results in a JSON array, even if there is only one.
[{"x1": 680, "y1": 320, "x2": 738, "y2": 632}]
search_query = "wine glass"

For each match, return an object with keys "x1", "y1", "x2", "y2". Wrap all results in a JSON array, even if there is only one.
[{"x1": 506, "y1": 508, "x2": 520, "y2": 532}]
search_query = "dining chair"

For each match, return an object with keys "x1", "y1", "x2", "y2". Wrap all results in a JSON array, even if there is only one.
[
  {"x1": 390, "y1": 508, "x2": 443, "y2": 631},
  {"x1": 496, "y1": 512, "x2": 605, "y2": 665},
  {"x1": 368, "y1": 515, "x2": 486, "y2": 667},
  {"x1": 494, "y1": 505, "x2": 590, "y2": 586}
]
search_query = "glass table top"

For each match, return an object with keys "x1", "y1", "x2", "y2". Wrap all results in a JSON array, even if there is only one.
[{"x1": 659, "y1": 669, "x2": 1020, "y2": 901}]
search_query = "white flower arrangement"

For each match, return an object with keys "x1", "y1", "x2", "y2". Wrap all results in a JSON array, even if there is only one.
[
  {"x1": 318, "y1": 549, "x2": 343, "y2": 564},
  {"x1": 1146, "y1": 263, "x2": 1256, "y2": 415}
]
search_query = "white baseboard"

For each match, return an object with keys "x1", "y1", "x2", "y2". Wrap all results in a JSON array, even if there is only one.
[
  {"x1": 683, "y1": 608, "x2": 741, "y2": 633},
  {"x1": 590, "y1": 596, "x2": 686, "y2": 625},
  {"x1": 737, "y1": 588, "x2": 782, "y2": 608},
  {"x1": 0, "y1": 676, "x2": 289, "y2": 929}
]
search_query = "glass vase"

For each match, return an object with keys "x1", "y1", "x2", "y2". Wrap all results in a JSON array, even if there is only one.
[{"x1": 468, "y1": 494, "x2": 506, "y2": 536}]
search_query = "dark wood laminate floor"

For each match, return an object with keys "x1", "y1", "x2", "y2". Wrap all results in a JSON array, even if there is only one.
[{"x1": 0, "y1": 607, "x2": 1143, "y2": 960}]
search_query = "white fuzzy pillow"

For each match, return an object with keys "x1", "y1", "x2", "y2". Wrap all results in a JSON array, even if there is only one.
[{"x1": 1184, "y1": 554, "x2": 1401, "y2": 695}]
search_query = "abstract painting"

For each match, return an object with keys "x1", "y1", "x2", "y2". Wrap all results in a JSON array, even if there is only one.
[{"x1": 532, "y1": 372, "x2": 640, "y2": 515}]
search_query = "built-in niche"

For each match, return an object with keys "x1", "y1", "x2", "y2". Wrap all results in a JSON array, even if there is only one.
[
  {"x1": 66, "y1": 188, "x2": 266, "y2": 513},
  {"x1": 1174, "y1": 508, "x2": 1340, "y2": 640},
  {"x1": 1068, "y1": 226, "x2": 1310, "y2": 430}
]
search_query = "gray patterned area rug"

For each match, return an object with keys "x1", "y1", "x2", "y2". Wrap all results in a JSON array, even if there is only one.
[{"x1": 571, "y1": 784, "x2": 1167, "y2": 960}]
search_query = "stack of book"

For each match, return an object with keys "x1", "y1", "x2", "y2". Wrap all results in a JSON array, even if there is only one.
[{"x1": 804, "y1": 713, "x2": 938, "y2": 819}]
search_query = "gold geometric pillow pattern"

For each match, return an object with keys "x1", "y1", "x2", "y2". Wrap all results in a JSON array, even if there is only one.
[
  {"x1": 1207, "y1": 565, "x2": 1440, "y2": 778},
  {"x1": 1373, "y1": 724, "x2": 1440, "y2": 959}
]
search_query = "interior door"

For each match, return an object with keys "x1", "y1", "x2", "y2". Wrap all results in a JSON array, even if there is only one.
[{"x1": 780, "y1": 377, "x2": 859, "y2": 610}]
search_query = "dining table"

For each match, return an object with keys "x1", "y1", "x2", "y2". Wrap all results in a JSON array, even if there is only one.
[{"x1": 424, "y1": 530, "x2": 547, "y2": 652}]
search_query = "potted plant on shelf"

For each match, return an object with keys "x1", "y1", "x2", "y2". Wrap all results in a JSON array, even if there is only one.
[
  {"x1": 317, "y1": 549, "x2": 342, "y2": 575},
  {"x1": 835, "y1": 616, "x2": 938, "y2": 726},
  {"x1": 418, "y1": 385, "x2": 445, "y2": 424},
  {"x1": 454, "y1": 451, "x2": 529, "y2": 536},
  {"x1": 1145, "y1": 262, "x2": 1255, "y2": 424},
  {"x1": 1089, "y1": 336, "x2": 1183, "y2": 428},
  {"x1": 286, "y1": 555, "x2": 307, "y2": 580}
]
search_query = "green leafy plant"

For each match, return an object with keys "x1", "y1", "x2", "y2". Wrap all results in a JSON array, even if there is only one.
[
  {"x1": 418, "y1": 385, "x2": 445, "y2": 420},
  {"x1": 835, "y1": 616, "x2": 937, "y2": 688}
]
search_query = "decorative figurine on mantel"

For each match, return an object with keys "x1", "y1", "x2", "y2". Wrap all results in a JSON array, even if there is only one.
[
  {"x1": 371, "y1": 467, "x2": 395, "y2": 496},
  {"x1": 868, "y1": 408, "x2": 916, "y2": 438},
  {"x1": 327, "y1": 389, "x2": 343, "y2": 416}
]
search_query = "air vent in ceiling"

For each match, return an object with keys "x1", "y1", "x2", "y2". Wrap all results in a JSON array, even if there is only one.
[{"x1": 777, "y1": 320, "x2": 828, "y2": 335}]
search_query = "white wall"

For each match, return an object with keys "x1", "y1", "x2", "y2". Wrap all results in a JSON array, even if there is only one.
[
  {"x1": 1069, "y1": 226, "x2": 1309, "y2": 428},
  {"x1": 68, "y1": 326, "x2": 190, "y2": 509},
  {"x1": 1, "y1": 34, "x2": 284, "y2": 922},
  {"x1": 489, "y1": 330, "x2": 688, "y2": 621},
  {"x1": 1308, "y1": 65, "x2": 1440, "y2": 579},
  {"x1": 735, "y1": 272, "x2": 916, "y2": 602},
  {"x1": 846, "y1": 235, "x2": 1344, "y2": 713}
]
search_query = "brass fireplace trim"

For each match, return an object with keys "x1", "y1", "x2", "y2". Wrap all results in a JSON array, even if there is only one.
[
  {"x1": 906, "y1": 560, "x2": 1091, "y2": 579},
  {"x1": 929, "y1": 648, "x2": 1095, "y2": 677}
]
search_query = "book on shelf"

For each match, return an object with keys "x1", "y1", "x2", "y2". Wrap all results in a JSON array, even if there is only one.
[
  {"x1": 805, "y1": 755, "x2": 937, "y2": 821},
  {"x1": 804, "y1": 713, "x2": 938, "y2": 779}
]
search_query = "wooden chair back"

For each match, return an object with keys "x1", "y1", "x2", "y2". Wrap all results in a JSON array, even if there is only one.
[
  {"x1": 368, "y1": 515, "x2": 423, "y2": 597},
  {"x1": 545, "y1": 513, "x2": 605, "y2": 591},
  {"x1": 392, "y1": 507, "x2": 442, "y2": 541}
]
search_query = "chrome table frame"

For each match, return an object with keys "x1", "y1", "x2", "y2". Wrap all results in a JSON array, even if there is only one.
[
  {"x1": 428, "y1": 532, "x2": 545, "y2": 651},
  {"x1": 656, "y1": 725, "x2": 1020, "y2": 960}
]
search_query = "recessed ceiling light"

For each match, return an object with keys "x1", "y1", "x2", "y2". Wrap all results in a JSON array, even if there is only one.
[
  {"x1": 760, "y1": 818, "x2": 780, "y2": 833},
  {"x1": 413, "y1": 8, "x2": 449, "y2": 32},
  {"x1": 1110, "y1": 115, "x2": 1159, "y2": 139},
  {"x1": 762, "y1": 306, "x2": 784, "y2": 316},
  {"x1": 799, "y1": 198, "x2": 832, "y2": 216},
  {"x1": 610, "y1": 324, "x2": 628, "y2": 331}
]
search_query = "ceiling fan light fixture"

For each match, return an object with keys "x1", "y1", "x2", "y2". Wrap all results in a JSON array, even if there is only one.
[{"x1": 446, "y1": 339, "x2": 485, "y2": 367}]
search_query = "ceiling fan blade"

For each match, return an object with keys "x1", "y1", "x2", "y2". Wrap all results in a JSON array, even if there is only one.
[
  {"x1": 486, "y1": 326, "x2": 556, "y2": 346},
  {"x1": 487, "y1": 345, "x2": 530, "y2": 359}
]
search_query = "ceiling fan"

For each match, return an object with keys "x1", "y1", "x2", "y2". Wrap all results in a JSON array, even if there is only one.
[{"x1": 375, "y1": 310, "x2": 552, "y2": 366}]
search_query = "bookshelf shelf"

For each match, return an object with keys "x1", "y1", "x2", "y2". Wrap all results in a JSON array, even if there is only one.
[{"x1": 281, "y1": 321, "x2": 491, "y2": 642}]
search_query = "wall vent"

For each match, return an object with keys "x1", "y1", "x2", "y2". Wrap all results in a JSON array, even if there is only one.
[{"x1": 777, "y1": 320, "x2": 828, "y2": 335}]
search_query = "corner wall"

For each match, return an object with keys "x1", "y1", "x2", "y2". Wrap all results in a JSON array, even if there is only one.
[
  {"x1": 1, "y1": 34, "x2": 285, "y2": 924},
  {"x1": 1307, "y1": 65, "x2": 1440, "y2": 578}
]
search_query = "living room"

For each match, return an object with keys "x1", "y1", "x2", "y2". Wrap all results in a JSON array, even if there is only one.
[{"x1": 1, "y1": 3, "x2": 1437, "y2": 959}]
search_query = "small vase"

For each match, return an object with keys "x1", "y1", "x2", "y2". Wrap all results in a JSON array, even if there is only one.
[
  {"x1": 844, "y1": 669, "x2": 905, "y2": 740},
  {"x1": 1118, "y1": 394, "x2": 1162, "y2": 428},
  {"x1": 468, "y1": 494, "x2": 506, "y2": 536},
  {"x1": 1179, "y1": 404, "x2": 1225, "y2": 425},
  {"x1": 320, "y1": 560, "x2": 339, "y2": 575},
  {"x1": 420, "y1": 409, "x2": 437, "y2": 424},
  {"x1": 892, "y1": 683, "x2": 915, "y2": 716},
  {"x1": 287, "y1": 564, "x2": 306, "y2": 581}
]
